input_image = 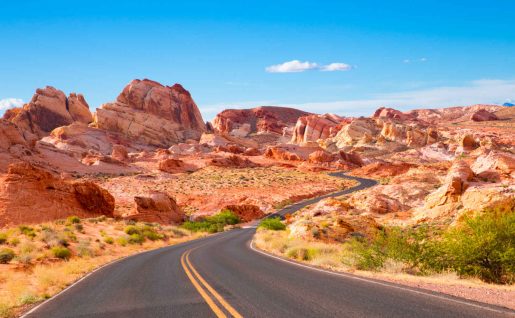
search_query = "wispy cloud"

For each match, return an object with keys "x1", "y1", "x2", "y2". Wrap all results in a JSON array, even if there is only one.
[
  {"x1": 404, "y1": 57, "x2": 428, "y2": 64},
  {"x1": 265, "y1": 60, "x2": 352, "y2": 73},
  {"x1": 266, "y1": 60, "x2": 318, "y2": 73},
  {"x1": 320, "y1": 63, "x2": 352, "y2": 72},
  {"x1": 0, "y1": 98, "x2": 24, "y2": 112}
]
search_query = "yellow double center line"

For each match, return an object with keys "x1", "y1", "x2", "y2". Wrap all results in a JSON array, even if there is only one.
[{"x1": 181, "y1": 249, "x2": 243, "y2": 318}]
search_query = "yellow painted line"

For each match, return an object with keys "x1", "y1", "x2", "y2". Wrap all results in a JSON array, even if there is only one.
[
  {"x1": 180, "y1": 251, "x2": 227, "y2": 318},
  {"x1": 185, "y1": 251, "x2": 244, "y2": 318}
]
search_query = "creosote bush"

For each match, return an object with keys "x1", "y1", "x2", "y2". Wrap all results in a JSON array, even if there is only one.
[
  {"x1": 51, "y1": 246, "x2": 71, "y2": 260},
  {"x1": 0, "y1": 248, "x2": 15, "y2": 264},
  {"x1": 66, "y1": 216, "x2": 81, "y2": 225},
  {"x1": 259, "y1": 217, "x2": 286, "y2": 231}
]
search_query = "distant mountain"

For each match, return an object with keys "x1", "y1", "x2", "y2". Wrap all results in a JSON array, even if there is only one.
[{"x1": 503, "y1": 102, "x2": 514, "y2": 107}]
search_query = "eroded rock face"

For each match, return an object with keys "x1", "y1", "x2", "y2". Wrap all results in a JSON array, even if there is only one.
[
  {"x1": 213, "y1": 106, "x2": 310, "y2": 135},
  {"x1": 470, "y1": 109, "x2": 498, "y2": 122},
  {"x1": 224, "y1": 204, "x2": 265, "y2": 222},
  {"x1": 308, "y1": 150, "x2": 335, "y2": 163},
  {"x1": 0, "y1": 162, "x2": 114, "y2": 226},
  {"x1": 128, "y1": 191, "x2": 184, "y2": 224},
  {"x1": 7, "y1": 86, "x2": 92, "y2": 139},
  {"x1": 373, "y1": 107, "x2": 415, "y2": 121},
  {"x1": 471, "y1": 151, "x2": 515, "y2": 178},
  {"x1": 0, "y1": 119, "x2": 27, "y2": 150},
  {"x1": 291, "y1": 114, "x2": 348, "y2": 144},
  {"x1": 333, "y1": 118, "x2": 378, "y2": 147},
  {"x1": 95, "y1": 79, "x2": 206, "y2": 147},
  {"x1": 425, "y1": 160, "x2": 474, "y2": 208},
  {"x1": 111, "y1": 145, "x2": 129, "y2": 162}
]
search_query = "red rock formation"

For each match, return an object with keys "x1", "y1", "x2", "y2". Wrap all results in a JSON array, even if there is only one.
[
  {"x1": 470, "y1": 109, "x2": 498, "y2": 122},
  {"x1": 0, "y1": 162, "x2": 114, "y2": 226},
  {"x1": 308, "y1": 150, "x2": 335, "y2": 163},
  {"x1": 213, "y1": 106, "x2": 310, "y2": 135},
  {"x1": 209, "y1": 155, "x2": 258, "y2": 168},
  {"x1": 127, "y1": 192, "x2": 184, "y2": 224},
  {"x1": 338, "y1": 151, "x2": 364, "y2": 167},
  {"x1": 373, "y1": 107, "x2": 415, "y2": 121},
  {"x1": 95, "y1": 79, "x2": 206, "y2": 147},
  {"x1": 291, "y1": 114, "x2": 348, "y2": 144},
  {"x1": 7, "y1": 86, "x2": 92, "y2": 139},
  {"x1": 264, "y1": 146, "x2": 301, "y2": 161},
  {"x1": 157, "y1": 158, "x2": 197, "y2": 173},
  {"x1": 223, "y1": 204, "x2": 265, "y2": 222}
]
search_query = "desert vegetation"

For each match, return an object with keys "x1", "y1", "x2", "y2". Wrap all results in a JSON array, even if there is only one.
[
  {"x1": 182, "y1": 210, "x2": 241, "y2": 233},
  {"x1": 0, "y1": 216, "x2": 201, "y2": 318},
  {"x1": 255, "y1": 207, "x2": 515, "y2": 285}
]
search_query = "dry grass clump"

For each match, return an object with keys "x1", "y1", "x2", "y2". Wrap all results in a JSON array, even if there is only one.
[{"x1": 0, "y1": 217, "x2": 202, "y2": 318}]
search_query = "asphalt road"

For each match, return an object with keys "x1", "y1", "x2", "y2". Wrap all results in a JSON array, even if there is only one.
[{"x1": 25, "y1": 173, "x2": 514, "y2": 318}]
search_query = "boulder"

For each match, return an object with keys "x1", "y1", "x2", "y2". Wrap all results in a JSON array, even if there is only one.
[
  {"x1": 471, "y1": 151, "x2": 515, "y2": 177},
  {"x1": 95, "y1": 79, "x2": 206, "y2": 147},
  {"x1": 425, "y1": 160, "x2": 474, "y2": 208},
  {"x1": 460, "y1": 134, "x2": 478, "y2": 151},
  {"x1": 308, "y1": 150, "x2": 335, "y2": 163},
  {"x1": 111, "y1": 144, "x2": 129, "y2": 162},
  {"x1": 470, "y1": 109, "x2": 498, "y2": 122},
  {"x1": 127, "y1": 192, "x2": 184, "y2": 224}
]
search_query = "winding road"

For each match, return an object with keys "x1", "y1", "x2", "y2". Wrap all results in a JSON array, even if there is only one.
[{"x1": 24, "y1": 173, "x2": 514, "y2": 318}]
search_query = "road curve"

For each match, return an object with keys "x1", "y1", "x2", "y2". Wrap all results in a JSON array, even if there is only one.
[{"x1": 25, "y1": 173, "x2": 514, "y2": 318}]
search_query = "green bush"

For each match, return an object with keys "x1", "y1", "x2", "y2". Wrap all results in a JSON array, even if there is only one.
[
  {"x1": 51, "y1": 246, "x2": 71, "y2": 260},
  {"x1": 128, "y1": 233, "x2": 145, "y2": 244},
  {"x1": 259, "y1": 217, "x2": 286, "y2": 231},
  {"x1": 116, "y1": 236, "x2": 128, "y2": 246},
  {"x1": 345, "y1": 209, "x2": 514, "y2": 283},
  {"x1": 124, "y1": 225, "x2": 140, "y2": 235},
  {"x1": 18, "y1": 225, "x2": 36, "y2": 238},
  {"x1": 0, "y1": 248, "x2": 15, "y2": 264},
  {"x1": 104, "y1": 237, "x2": 114, "y2": 244},
  {"x1": 438, "y1": 210, "x2": 515, "y2": 284},
  {"x1": 66, "y1": 216, "x2": 81, "y2": 224},
  {"x1": 0, "y1": 232, "x2": 7, "y2": 245},
  {"x1": 182, "y1": 210, "x2": 240, "y2": 233}
]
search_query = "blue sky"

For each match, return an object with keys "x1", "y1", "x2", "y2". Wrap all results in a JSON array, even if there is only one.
[{"x1": 1, "y1": 1, "x2": 514, "y2": 120}]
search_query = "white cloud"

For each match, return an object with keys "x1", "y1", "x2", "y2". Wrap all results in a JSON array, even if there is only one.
[
  {"x1": 420, "y1": 57, "x2": 427, "y2": 62},
  {"x1": 320, "y1": 63, "x2": 352, "y2": 72},
  {"x1": 283, "y1": 79, "x2": 515, "y2": 117},
  {"x1": 0, "y1": 98, "x2": 24, "y2": 111},
  {"x1": 266, "y1": 60, "x2": 318, "y2": 73},
  {"x1": 266, "y1": 60, "x2": 353, "y2": 73},
  {"x1": 403, "y1": 59, "x2": 411, "y2": 63}
]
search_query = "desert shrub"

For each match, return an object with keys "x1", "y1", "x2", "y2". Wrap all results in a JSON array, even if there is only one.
[
  {"x1": 182, "y1": 210, "x2": 240, "y2": 233},
  {"x1": 437, "y1": 209, "x2": 515, "y2": 284},
  {"x1": 77, "y1": 240, "x2": 94, "y2": 257},
  {"x1": 8, "y1": 237, "x2": 20, "y2": 246},
  {"x1": 104, "y1": 237, "x2": 114, "y2": 244},
  {"x1": 0, "y1": 233, "x2": 7, "y2": 245},
  {"x1": 124, "y1": 225, "x2": 140, "y2": 235},
  {"x1": 286, "y1": 247, "x2": 319, "y2": 261},
  {"x1": 128, "y1": 233, "x2": 145, "y2": 244},
  {"x1": 66, "y1": 216, "x2": 81, "y2": 224},
  {"x1": 116, "y1": 236, "x2": 128, "y2": 246},
  {"x1": 74, "y1": 223, "x2": 84, "y2": 232},
  {"x1": 0, "y1": 248, "x2": 15, "y2": 264},
  {"x1": 259, "y1": 217, "x2": 286, "y2": 231},
  {"x1": 18, "y1": 225, "x2": 36, "y2": 238},
  {"x1": 51, "y1": 246, "x2": 71, "y2": 260},
  {"x1": 19, "y1": 293, "x2": 40, "y2": 305}
]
